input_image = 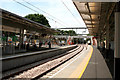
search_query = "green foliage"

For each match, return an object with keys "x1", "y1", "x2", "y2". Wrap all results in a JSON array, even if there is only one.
[
  {"x1": 25, "y1": 14, "x2": 51, "y2": 27},
  {"x1": 54, "y1": 29, "x2": 76, "y2": 36},
  {"x1": 2, "y1": 37, "x2": 7, "y2": 41},
  {"x1": 68, "y1": 30, "x2": 76, "y2": 36}
]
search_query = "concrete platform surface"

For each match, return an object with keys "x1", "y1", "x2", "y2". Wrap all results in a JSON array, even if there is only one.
[
  {"x1": 81, "y1": 46, "x2": 113, "y2": 80},
  {"x1": 45, "y1": 45, "x2": 112, "y2": 80}
]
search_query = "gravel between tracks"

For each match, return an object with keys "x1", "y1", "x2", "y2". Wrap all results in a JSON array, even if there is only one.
[{"x1": 10, "y1": 45, "x2": 83, "y2": 79}]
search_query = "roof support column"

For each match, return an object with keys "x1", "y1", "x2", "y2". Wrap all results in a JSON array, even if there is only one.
[
  {"x1": 33, "y1": 33, "x2": 36, "y2": 47},
  {"x1": 97, "y1": 34, "x2": 101, "y2": 48},
  {"x1": 19, "y1": 29, "x2": 22, "y2": 50},
  {"x1": 19, "y1": 28, "x2": 24, "y2": 50},
  {"x1": 106, "y1": 22, "x2": 110, "y2": 50},
  {"x1": 105, "y1": 21, "x2": 110, "y2": 60},
  {"x1": 114, "y1": 2, "x2": 120, "y2": 80},
  {"x1": 99, "y1": 35, "x2": 102, "y2": 47},
  {"x1": 39, "y1": 34, "x2": 42, "y2": 48},
  {"x1": 90, "y1": 36, "x2": 93, "y2": 46},
  {"x1": 0, "y1": 9, "x2": 2, "y2": 78}
]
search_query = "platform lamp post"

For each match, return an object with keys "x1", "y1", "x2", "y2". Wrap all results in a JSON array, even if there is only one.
[{"x1": 114, "y1": 2, "x2": 120, "y2": 80}]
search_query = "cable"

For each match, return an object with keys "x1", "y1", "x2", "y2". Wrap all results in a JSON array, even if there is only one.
[
  {"x1": 61, "y1": 0, "x2": 81, "y2": 25},
  {"x1": 22, "y1": 0, "x2": 69, "y2": 27},
  {"x1": 12, "y1": 0, "x2": 68, "y2": 27},
  {"x1": 13, "y1": 0, "x2": 39, "y2": 13}
]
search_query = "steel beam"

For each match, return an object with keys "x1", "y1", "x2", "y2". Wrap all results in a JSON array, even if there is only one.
[
  {"x1": 81, "y1": 12, "x2": 100, "y2": 15},
  {"x1": 54, "y1": 27, "x2": 95, "y2": 29}
]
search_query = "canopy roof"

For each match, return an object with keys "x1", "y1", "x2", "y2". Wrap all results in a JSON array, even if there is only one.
[
  {"x1": 73, "y1": 0, "x2": 116, "y2": 36},
  {"x1": 1, "y1": 8, "x2": 57, "y2": 35}
]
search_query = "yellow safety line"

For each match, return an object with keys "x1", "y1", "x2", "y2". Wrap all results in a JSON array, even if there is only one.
[
  {"x1": 77, "y1": 46, "x2": 93, "y2": 80},
  {"x1": 69, "y1": 45, "x2": 93, "y2": 79}
]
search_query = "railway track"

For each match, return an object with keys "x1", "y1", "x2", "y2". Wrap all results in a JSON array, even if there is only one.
[{"x1": 2, "y1": 45, "x2": 86, "y2": 79}]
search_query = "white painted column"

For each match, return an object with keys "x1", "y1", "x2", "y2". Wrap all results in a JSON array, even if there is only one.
[
  {"x1": 115, "y1": 12, "x2": 120, "y2": 58},
  {"x1": 90, "y1": 36, "x2": 93, "y2": 45},
  {"x1": 114, "y1": 12, "x2": 120, "y2": 80},
  {"x1": 0, "y1": 9, "x2": 2, "y2": 78}
]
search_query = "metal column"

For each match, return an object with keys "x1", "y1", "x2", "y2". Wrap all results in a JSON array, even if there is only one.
[
  {"x1": 0, "y1": 8, "x2": 2, "y2": 78},
  {"x1": 106, "y1": 22, "x2": 110, "y2": 50},
  {"x1": 105, "y1": 22, "x2": 110, "y2": 59},
  {"x1": 98, "y1": 38, "x2": 101, "y2": 48},
  {"x1": 19, "y1": 29, "x2": 24, "y2": 50},
  {"x1": 114, "y1": 2, "x2": 120, "y2": 80}
]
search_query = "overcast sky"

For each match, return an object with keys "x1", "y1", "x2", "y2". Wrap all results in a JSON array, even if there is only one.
[{"x1": 0, "y1": 0, "x2": 89, "y2": 34}]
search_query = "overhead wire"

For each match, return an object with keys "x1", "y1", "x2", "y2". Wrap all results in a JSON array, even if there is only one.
[
  {"x1": 12, "y1": 0, "x2": 68, "y2": 27},
  {"x1": 13, "y1": 0, "x2": 39, "y2": 13},
  {"x1": 22, "y1": 0, "x2": 70, "y2": 27},
  {"x1": 61, "y1": 0, "x2": 82, "y2": 26}
]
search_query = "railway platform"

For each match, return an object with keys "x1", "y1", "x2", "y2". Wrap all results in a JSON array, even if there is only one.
[
  {"x1": 44, "y1": 45, "x2": 112, "y2": 80},
  {"x1": 2, "y1": 44, "x2": 62, "y2": 57},
  {"x1": 1, "y1": 45, "x2": 78, "y2": 79}
]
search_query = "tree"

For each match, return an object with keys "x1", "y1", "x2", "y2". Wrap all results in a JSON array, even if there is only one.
[
  {"x1": 25, "y1": 14, "x2": 51, "y2": 27},
  {"x1": 68, "y1": 30, "x2": 76, "y2": 36},
  {"x1": 54, "y1": 29, "x2": 76, "y2": 35}
]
